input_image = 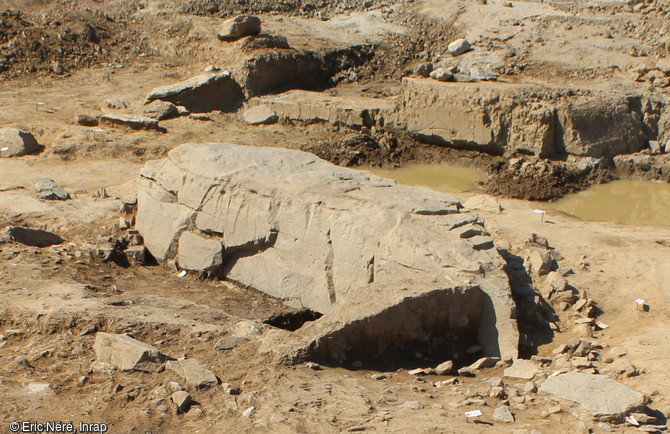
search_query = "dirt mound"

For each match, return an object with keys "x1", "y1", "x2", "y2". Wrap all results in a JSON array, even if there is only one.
[{"x1": 180, "y1": 0, "x2": 402, "y2": 17}]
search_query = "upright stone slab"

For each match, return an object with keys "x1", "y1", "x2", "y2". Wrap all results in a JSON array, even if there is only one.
[{"x1": 136, "y1": 143, "x2": 519, "y2": 363}]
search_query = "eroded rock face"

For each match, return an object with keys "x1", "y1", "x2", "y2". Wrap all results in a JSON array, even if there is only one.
[{"x1": 136, "y1": 143, "x2": 519, "y2": 363}]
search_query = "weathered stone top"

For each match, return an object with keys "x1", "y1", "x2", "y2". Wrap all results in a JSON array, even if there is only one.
[
  {"x1": 145, "y1": 73, "x2": 234, "y2": 102},
  {"x1": 137, "y1": 143, "x2": 519, "y2": 362}
]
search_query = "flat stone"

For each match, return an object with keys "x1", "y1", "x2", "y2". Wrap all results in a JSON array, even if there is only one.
[
  {"x1": 143, "y1": 100, "x2": 179, "y2": 121},
  {"x1": 94, "y1": 332, "x2": 171, "y2": 372},
  {"x1": 504, "y1": 359, "x2": 541, "y2": 380},
  {"x1": 429, "y1": 67, "x2": 453, "y2": 82},
  {"x1": 538, "y1": 372, "x2": 645, "y2": 422},
  {"x1": 0, "y1": 128, "x2": 41, "y2": 157},
  {"x1": 493, "y1": 405, "x2": 515, "y2": 423},
  {"x1": 34, "y1": 178, "x2": 70, "y2": 200},
  {"x1": 100, "y1": 114, "x2": 159, "y2": 130},
  {"x1": 529, "y1": 250, "x2": 554, "y2": 276},
  {"x1": 76, "y1": 114, "x2": 99, "y2": 126},
  {"x1": 177, "y1": 232, "x2": 223, "y2": 272},
  {"x1": 243, "y1": 104, "x2": 278, "y2": 125},
  {"x1": 167, "y1": 359, "x2": 218, "y2": 389},
  {"x1": 459, "y1": 357, "x2": 500, "y2": 376},
  {"x1": 214, "y1": 336, "x2": 248, "y2": 351},
  {"x1": 609, "y1": 347, "x2": 627, "y2": 358}
]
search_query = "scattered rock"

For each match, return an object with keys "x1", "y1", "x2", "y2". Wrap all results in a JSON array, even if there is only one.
[
  {"x1": 401, "y1": 400, "x2": 424, "y2": 410},
  {"x1": 171, "y1": 391, "x2": 191, "y2": 413},
  {"x1": 548, "y1": 404, "x2": 562, "y2": 414},
  {"x1": 470, "y1": 65, "x2": 499, "y2": 81},
  {"x1": 94, "y1": 332, "x2": 171, "y2": 372},
  {"x1": 504, "y1": 359, "x2": 541, "y2": 380},
  {"x1": 458, "y1": 357, "x2": 501, "y2": 376},
  {"x1": 493, "y1": 405, "x2": 515, "y2": 423},
  {"x1": 0, "y1": 128, "x2": 41, "y2": 157},
  {"x1": 242, "y1": 406, "x2": 256, "y2": 417},
  {"x1": 429, "y1": 67, "x2": 453, "y2": 82},
  {"x1": 538, "y1": 372, "x2": 645, "y2": 422},
  {"x1": 15, "y1": 356, "x2": 33, "y2": 369},
  {"x1": 243, "y1": 105, "x2": 278, "y2": 125},
  {"x1": 214, "y1": 336, "x2": 248, "y2": 351},
  {"x1": 435, "y1": 360, "x2": 454, "y2": 375},
  {"x1": 1, "y1": 226, "x2": 64, "y2": 247},
  {"x1": 143, "y1": 100, "x2": 179, "y2": 121},
  {"x1": 125, "y1": 245, "x2": 149, "y2": 265},
  {"x1": 76, "y1": 114, "x2": 99, "y2": 126},
  {"x1": 106, "y1": 98, "x2": 127, "y2": 109},
  {"x1": 608, "y1": 359, "x2": 638, "y2": 377},
  {"x1": 609, "y1": 347, "x2": 627, "y2": 358},
  {"x1": 222, "y1": 383, "x2": 241, "y2": 395},
  {"x1": 100, "y1": 114, "x2": 159, "y2": 130},
  {"x1": 448, "y1": 38, "x2": 471, "y2": 56},
  {"x1": 218, "y1": 15, "x2": 262, "y2": 41},
  {"x1": 167, "y1": 359, "x2": 218, "y2": 389},
  {"x1": 529, "y1": 250, "x2": 555, "y2": 276},
  {"x1": 34, "y1": 178, "x2": 70, "y2": 200},
  {"x1": 414, "y1": 62, "x2": 433, "y2": 77}
]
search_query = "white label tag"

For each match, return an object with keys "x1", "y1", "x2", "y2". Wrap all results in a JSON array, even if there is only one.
[
  {"x1": 465, "y1": 410, "x2": 482, "y2": 418},
  {"x1": 625, "y1": 415, "x2": 639, "y2": 426}
]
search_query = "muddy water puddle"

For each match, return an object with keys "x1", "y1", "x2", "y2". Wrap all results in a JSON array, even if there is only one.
[
  {"x1": 544, "y1": 180, "x2": 670, "y2": 227},
  {"x1": 363, "y1": 165, "x2": 670, "y2": 227},
  {"x1": 362, "y1": 164, "x2": 487, "y2": 193}
]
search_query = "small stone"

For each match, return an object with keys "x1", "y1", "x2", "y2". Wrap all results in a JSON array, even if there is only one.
[
  {"x1": 243, "y1": 105, "x2": 278, "y2": 125},
  {"x1": 608, "y1": 359, "x2": 638, "y2": 377},
  {"x1": 529, "y1": 250, "x2": 555, "y2": 276},
  {"x1": 167, "y1": 359, "x2": 218, "y2": 389},
  {"x1": 305, "y1": 362, "x2": 322, "y2": 370},
  {"x1": 16, "y1": 356, "x2": 33, "y2": 369},
  {"x1": 401, "y1": 400, "x2": 424, "y2": 410},
  {"x1": 435, "y1": 360, "x2": 454, "y2": 375},
  {"x1": 504, "y1": 359, "x2": 541, "y2": 380},
  {"x1": 218, "y1": 15, "x2": 262, "y2": 41},
  {"x1": 106, "y1": 98, "x2": 127, "y2": 110},
  {"x1": 168, "y1": 382, "x2": 184, "y2": 393},
  {"x1": 222, "y1": 382, "x2": 241, "y2": 395},
  {"x1": 458, "y1": 357, "x2": 500, "y2": 376},
  {"x1": 78, "y1": 376, "x2": 88, "y2": 386},
  {"x1": 76, "y1": 114, "x2": 99, "y2": 126},
  {"x1": 609, "y1": 347, "x2": 627, "y2": 358},
  {"x1": 548, "y1": 405, "x2": 561, "y2": 414},
  {"x1": 143, "y1": 100, "x2": 179, "y2": 121},
  {"x1": 100, "y1": 114, "x2": 159, "y2": 130},
  {"x1": 414, "y1": 62, "x2": 433, "y2": 77},
  {"x1": 372, "y1": 374, "x2": 387, "y2": 380},
  {"x1": 448, "y1": 38, "x2": 471, "y2": 56},
  {"x1": 214, "y1": 336, "x2": 248, "y2": 351},
  {"x1": 522, "y1": 382, "x2": 536, "y2": 393},
  {"x1": 429, "y1": 67, "x2": 454, "y2": 82},
  {"x1": 242, "y1": 406, "x2": 256, "y2": 417},
  {"x1": 34, "y1": 178, "x2": 70, "y2": 201},
  {"x1": 553, "y1": 344, "x2": 569, "y2": 355},
  {"x1": 571, "y1": 357, "x2": 592, "y2": 369},
  {"x1": 493, "y1": 405, "x2": 515, "y2": 423},
  {"x1": 488, "y1": 377, "x2": 503, "y2": 387},
  {"x1": 171, "y1": 391, "x2": 191, "y2": 413}
]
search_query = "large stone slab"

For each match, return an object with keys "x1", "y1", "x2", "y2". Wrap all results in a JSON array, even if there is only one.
[
  {"x1": 94, "y1": 332, "x2": 171, "y2": 372},
  {"x1": 136, "y1": 143, "x2": 519, "y2": 363},
  {"x1": 167, "y1": 359, "x2": 218, "y2": 389},
  {"x1": 539, "y1": 372, "x2": 645, "y2": 422},
  {"x1": 0, "y1": 128, "x2": 41, "y2": 157},
  {"x1": 145, "y1": 73, "x2": 244, "y2": 113}
]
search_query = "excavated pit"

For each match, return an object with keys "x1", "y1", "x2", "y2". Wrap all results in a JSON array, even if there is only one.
[{"x1": 304, "y1": 286, "x2": 489, "y2": 370}]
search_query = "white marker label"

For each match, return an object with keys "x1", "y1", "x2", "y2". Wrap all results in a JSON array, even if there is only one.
[
  {"x1": 625, "y1": 415, "x2": 639, "y2": 426},
  {"x1": 635, "y1": 298, "x2": 645, "y2": 305},
  {"x1": 36, "y1": 102, "x2": 45, "y2": 105},
  {"x1": 533, "y1": 209, "x2": 546, "y2": 214},
  {"x1": 408, "y1": 368, "x2": 424, "y2": 375},
  {"x1": 595, "y1": 321, "x2": 608, "y2": 329},
  {"x1": 0, "y1": 147, "x2": 8, "y2": 152},
  {"x1": 177, "y1": 270, "x2": 187, "y2": 278},
  {"x1": 465, "y1": 410, "x2": 482, "y2": 418},
  {"x1": 94, "y1": 129, "x2": 104, "y2": 133},
  {"x1": 548, "y1": 371, "x2": 561, "y2": 379}
]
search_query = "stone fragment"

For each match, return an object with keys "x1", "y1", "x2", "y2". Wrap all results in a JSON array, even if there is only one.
[
  {"x1": 125, "y1": 245, "x2": 148, "y2": 265},
  {"x1": 1, "y1": 226, "x2": 64, "y2": 247},
  {"x1": 458, "y1": 357, "x2": 500, "y2": 376},
  {"x1": 608, "y1": 359, "x2": 638, "y2": 378},
  {"x1": 94, "y1": 332, "x2": 171, "y2": 372},
  {"x1": 34, "y1": 178, "x2": 70, "y2": 200},
  {"x1": 167, "y1": 359, "x2": 218, "y2": 389},
  {"x1": 470, "y1": 65, "x2": 499, "y2": 81},
  {"x1": 448, "y1": 38, "x2": 471, "y2": 56},
  {"x1": 609, "y1": 347, "x2": 627, "y2": 358},
  {"x1": 222, "y1": 383, "x2": 240, "y2": 395},
  {"x1": 214, "y1": 336, "x2": 248, "y2": 351},
  {"x1": 177, "y1": 232, "x2": 223, "y2": 272},
  {"x1": 401, "y1": 400, "x2": 424, "y2": 410},
  {"x1": 0, "y1": 128, "x2": 41, "y2": 157},
  {"x1": 76, "y1": 114, "x2": 99, "y2": 126},
  {"x1": 100, "y1": 114, "x2": 159, "y2": 130},
  {"x1": 171, "y1": 391, "x2": 191, "y2": 413},
  {"x1": 435, "y1": 360, "x2": 454, "y2": 375},
  {"x1": 493, "y1": 405, "x2": 515, "y2": 423},
  {"x1": 504, "y1": 359, "x2": 541, "y2": 380},
  {"x1": 106, "y1": 98, "x2": 127, "y2": 109},
  {"x1": 145, "y1": 73, "x2": 244, "y2": 113},
  {"x1": 529, "y1": 250, "x2": 554, "y2": 276},
  {"x1": 218, "y1": 15, "x2": 262, "y2": 41},
  {"x1": 243, "y1": 105, "x2": 278, "y2": 125},
  {"x1": 538, "y1": 372, "x2": 645, "y2": 422},
  {"x1": 143, "y1": 100, "x2": 179, "y2": 121},
  {"x1": 415, "y1": 62, "x2": 433, "y2": 77},
  {"x1": 429, "y1": 67, "x2": 453, "y2": 82}
]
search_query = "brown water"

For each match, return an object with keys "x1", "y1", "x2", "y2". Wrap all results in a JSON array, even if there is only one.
[
  {"x1": 544, "y1": 180, "x2": 670, "y2": 227},
  {"x1": 364, "y1": 164, "x2": 487, "y2": 193},
  {"x1": 364, "y1": 164, "x2": 670, "y2": 227}
]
